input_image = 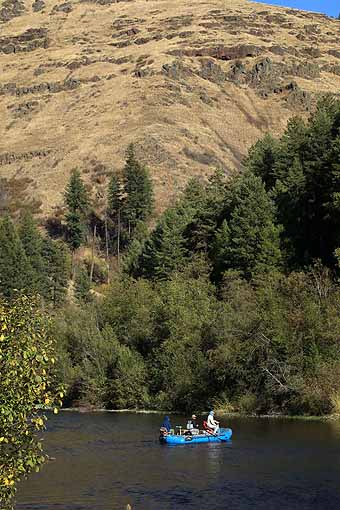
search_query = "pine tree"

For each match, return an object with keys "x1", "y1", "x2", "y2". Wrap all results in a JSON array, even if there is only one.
[
  {"x1": 184, "y1": 171, "x2": 227, "y2": 254},
  {"x1": 106, "y1": 173, "x2": 123, "y2": 257},
  {"x1": 245, "y1": 133, "x2": 279, "y2": 190},
  {"x1": 123, "y1": 144, "x2": 154, "y2": 231},
  {"x1": 134, "y1": 206, "x2": 191, "y2": 280},
  {"x1": 41, "y1": 238, "x2": 70, "y2": 304},
  {"x1": 212, "y1": 173, "x2": 282, "y2": 280},
  {"x1": 107, "y1": 174, "x2": 122, "y2": 220},
  {"x1": 276, "y1": 98, "x2": 340, "y2": 267},
  {"x1": 64, "y1": 170, "x2": 89, "y2": 250},
  {"x1": 0, "y1": 216, "x2": 33, "y2": 298},
  {"x1": 18, "y1": 212, "x2": 47, "y2": 296},
  {"x1": 74, "y1": 265, "x2": 91, "y2": 302}
]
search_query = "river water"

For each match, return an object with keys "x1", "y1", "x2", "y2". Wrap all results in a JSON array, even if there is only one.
[{"x1": 17, "y1": 412, "x2": 340, "y2": 510}]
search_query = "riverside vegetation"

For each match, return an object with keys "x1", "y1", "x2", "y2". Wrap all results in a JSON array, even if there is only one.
[
  {"x1": 2, "y1": 98, "x2": 340, "y2": 508},
  {"x1": 1, "y1": 99, "x2": 340, "y2": 423}
]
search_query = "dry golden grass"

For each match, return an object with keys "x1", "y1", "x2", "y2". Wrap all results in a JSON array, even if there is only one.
[{"x1": 0, "y1": 0, "x2": 339, "y2": 216}]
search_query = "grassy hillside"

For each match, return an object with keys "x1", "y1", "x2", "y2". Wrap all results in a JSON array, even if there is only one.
[{"x1": 0, "y1": 0, "x2": 339, "y2": 217}]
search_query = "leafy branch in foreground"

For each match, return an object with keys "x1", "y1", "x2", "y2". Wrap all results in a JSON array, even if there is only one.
[{"x1": 0, "y1": 296, "x2": 64, "y2": 510}]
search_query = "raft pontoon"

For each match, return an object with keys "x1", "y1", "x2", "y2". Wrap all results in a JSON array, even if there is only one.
[{"x1": 159, "y1": 427, "x2": 232, "y2": 445}]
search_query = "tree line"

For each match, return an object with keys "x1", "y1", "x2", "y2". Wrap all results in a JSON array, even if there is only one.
[
  {"x1": 1, "y1": 99, "x2": 340, "y2": 416},
  {"x1": 53, "y1": 97, "x2": 340, "y2": 416}
]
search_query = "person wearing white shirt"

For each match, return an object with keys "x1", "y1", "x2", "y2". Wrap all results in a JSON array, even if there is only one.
[{"x1": 207, "y1": 410, "x2": 219, "y2": 434}]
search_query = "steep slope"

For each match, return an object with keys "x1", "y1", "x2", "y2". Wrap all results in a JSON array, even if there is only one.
[{"x1": 0, "y1": 0, "x2": 339, "y2": 217}]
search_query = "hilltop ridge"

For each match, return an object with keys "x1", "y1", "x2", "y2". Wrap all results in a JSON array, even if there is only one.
[{"x1": 0, "y1": 0, "x2": 339, "y2": 217}]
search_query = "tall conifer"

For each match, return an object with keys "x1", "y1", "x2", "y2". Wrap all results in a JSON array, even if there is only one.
[
  {"x1": 64, "y1": 170, "x2": 89, "y2": 250},
  {"x1": 123, "y1": 145, "x2": 154, "y2": 230},
  {"x1": 18, "y1": 212, "x2": 47, "y2": 295},
  {"x1": 213, "y1": 173, "x2": 282, "y2": 280},
  {"x1": 0, "y1": 216, "x2": 33, "y2": 298},
  {"x1": 41, "y1": 238, "x2": 70, "y2": 304}
]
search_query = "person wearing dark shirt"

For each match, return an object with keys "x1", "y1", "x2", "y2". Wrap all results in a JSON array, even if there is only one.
[{"x1": 161, "y1": 415, "x2": 171, "y2": 432}]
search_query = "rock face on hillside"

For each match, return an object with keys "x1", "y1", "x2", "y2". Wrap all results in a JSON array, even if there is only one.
[{"x1": 0, "y1": 0, "x2": 339, "y2": 216}]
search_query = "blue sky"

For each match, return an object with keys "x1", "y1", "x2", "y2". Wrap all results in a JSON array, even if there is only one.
[{"x1": 253, "y1": 0, "x2": 339, "y2": 17}]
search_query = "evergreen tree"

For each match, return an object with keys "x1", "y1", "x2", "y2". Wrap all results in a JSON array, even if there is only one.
[
  {"x1": 0, "y1": 216, "x2": 33, "y2": 298},
  {"x1": 212, "y1": 173, "x2": 282, "y2": 280},
  {"x1": 64, "y1": 170, "x2": 89, "y2": 250},
  {"x1": 106, "y1": 173, "x2": 123, "y2": 256},
  {"x1": 134, "y1": 206, "x2": 192, "y2": 280},
  {"x1": 18, "y1": 212, "x2": 47, "y2": 296},
  {"x1": 122, "y1": 144, "x2": 154, "y2": 231},
  {"x1": 246, "y1": 98, "x2": 340, "y2": 268},
  {"x1": 184, "y1": 171, "x2": 228, "y2": 254},
  {"x1": 41, "y1": 238, "x2": 70, "y2": 304},
  {"x1": 74, "y1": 265, "x2": 91, "y2": 302},
  {"x1": 107, "y1": 174, "x2": 122, "y2": 221},
  {"x1": 245, "y1": 133, "x2": 279, "y2": 190}
]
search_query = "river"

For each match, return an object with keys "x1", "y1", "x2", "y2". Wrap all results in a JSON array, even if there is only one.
[{"x1": 17, "y1": 412, "x2": 340, "y2": 510}]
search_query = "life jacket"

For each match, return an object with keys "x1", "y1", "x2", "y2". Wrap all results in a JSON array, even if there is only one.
[{"x1": 203, "y1": 420, "x2": 214, "y2": 433}]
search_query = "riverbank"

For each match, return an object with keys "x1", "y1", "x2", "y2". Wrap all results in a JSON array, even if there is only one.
[{"x1": 57, "y1": 407, "x2": 340, "y2": 421}]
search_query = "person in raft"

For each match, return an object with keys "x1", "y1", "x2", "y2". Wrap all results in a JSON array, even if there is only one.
[
  {"x1": 160, "y1": 415, "x2": 171, "y2": 434},
  {"x1": 186, "y1": 414, "x2": 200, "y2": 435},
  {"x1": 191, "y1": 414, "x2": 200, "y2": 435},
  {"x1": 207, "y1": 411, "x2": 219, "y2": 434}
]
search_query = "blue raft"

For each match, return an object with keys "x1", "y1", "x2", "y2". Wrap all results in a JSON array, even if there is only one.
[{"x1": 160, "y1": 428, "x2": 232, "y2": 445}]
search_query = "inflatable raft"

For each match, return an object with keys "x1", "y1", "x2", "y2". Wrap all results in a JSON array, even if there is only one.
[{"x1": 160, "y1": 427, "x2": 232, "y2": 445}]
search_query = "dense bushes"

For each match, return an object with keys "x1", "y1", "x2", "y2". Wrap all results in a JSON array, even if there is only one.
[{"x1": 53, "y1": 265, "x2": 340, "y2": 415}]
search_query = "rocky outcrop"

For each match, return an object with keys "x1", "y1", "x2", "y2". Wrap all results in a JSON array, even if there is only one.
[
  {"x1": 32, "y1": 0, "x2": 45, "y2": 12},
  {"x1": 0, "y1": 28, "x2": 49, "y2": 54},
  {"x1": 0, "y1": 78, "x2": 80, "y2": 97},
  {"x1": 51, "y1": 2, "x2": 73, "y2": 13},
  {"x1": 329, "y1": 49, "x2": 340, "y2": 59},
  {"x1": 7, "y1": 100, "x2": 40, "y2": 117},
  {"x1": 81, "y1": 0, "x2": 132, "y2": 5},
  {"x1": 162, "y1": 60, "x2": 191, "y2": 80},
  {"x1": 172, "y1": 44, "x2": 262, "y2": 60},
  {"x1": 198, "y1": 59, "x2": 226, "y2": 84},
  {"x1": 0, "y1": 150, "x2": 52, "y2": 166},
  {"x1": 0, "y1": 0, "x2": 25, "y2": 22}
]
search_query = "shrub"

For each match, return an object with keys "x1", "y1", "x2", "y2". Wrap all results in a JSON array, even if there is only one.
[
  {"x1": 238, "y1": 393, "x2": 258, "y2": 414},
  {"x1": 0, "y1": 296, "x2": 63, "y2": 510}
]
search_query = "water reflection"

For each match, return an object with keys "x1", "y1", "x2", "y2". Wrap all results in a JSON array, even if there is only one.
[{"x1": 17, "y1": 413, "x2": 340, "y2": 510}]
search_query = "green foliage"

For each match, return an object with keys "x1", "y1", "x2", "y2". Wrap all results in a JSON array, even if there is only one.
[
  {"x1": 3, "y1": 103, "x2": 339, "y2": 423},
  {"x1": 0, "y1": 215, "x2": 70, "y2": 304},
  {"x1": 105, "y1": 341, "x2": 150, "y2": 409},
  {"x1": 18, "y1": 212, "x2": 47, "y2": 296},
  {"x1": 64, "y1": 170, "x2": 90, "y2": 250},
  {"x1": 0, "y1": 216, "x2": 33, "y2": 298},
  {"x1": 0, "y1": 296, "x2": 63, "y2": 509},
  {"x1": 134, "y1": 205, "x2": 192, "y2": 280},
  {"x1": 237, "y1": 393, "x2": 258, "y2": 414},
  {"x1": 213, "y1": 172, "x2": 282, "y2": 280},
  {"x1": 246, "y1": 97, "x2": 340, "y2": 268},
  {"x1": 122, "y1": 221, "x2": 149, "y2": 275},
  {"x1": 122, "y1": 144, "x2": 154, "y2": 229},
  {"x1": 74, "y1": 265, "x2": 91, "y2": 302},
  {"x1": 107, "y1": 173, "x2": 122, "y2": 221},
  {"x1": 52, "y1": 306, "x2": 116, "y2": 406},
  {"x1": 41, "y1": 238, "x2": 71, "y2": 305}
]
